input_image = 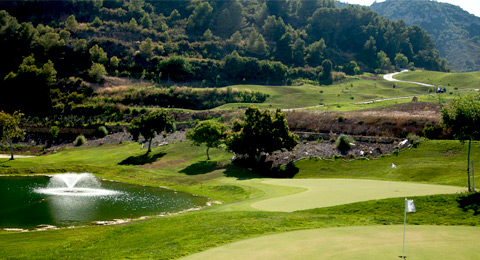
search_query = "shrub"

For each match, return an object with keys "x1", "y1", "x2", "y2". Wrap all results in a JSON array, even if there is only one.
[
  {"x1": 74, "y1": 135, "x2": 86, "y2": 146},
  {"x1": 96, "y1": 126, "x2": 108, "y2": 137},
  {"x1": 335, "y1": 134, "x2": 354, "y2": 155}
]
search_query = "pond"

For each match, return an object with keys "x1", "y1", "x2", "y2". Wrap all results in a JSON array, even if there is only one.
[{"x1": 0, "y1": 174, "x2": 208, "y2": 229}]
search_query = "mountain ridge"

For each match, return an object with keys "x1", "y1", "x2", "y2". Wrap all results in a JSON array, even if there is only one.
[{"x1": 371, "y1": 0, "x2": 480, "y2": 72}]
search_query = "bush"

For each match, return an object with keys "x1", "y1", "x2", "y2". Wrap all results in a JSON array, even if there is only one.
[
  {"x1": 96, "y1": 126, "x2": 108, "y2": 137},
  {"x1": 335, "y1": 134, "x2": 354, "y2": 155},
  {"x1": 74, "y1": 135, "x2": 86, "y2": 146}
]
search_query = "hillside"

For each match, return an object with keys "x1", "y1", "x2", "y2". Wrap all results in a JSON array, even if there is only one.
[
  {"x1": 371, "y1": 0, "x2": 480, "y2": 72},
  {"x1": 0, "y1": 0, "x2": 450, "y2": 118}
]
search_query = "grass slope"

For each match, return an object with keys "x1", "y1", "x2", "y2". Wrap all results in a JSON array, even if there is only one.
[
  {"x1": 0, "y1": 194, "x2": 478, "y2": 259},
  {"x1": 214, "y1": 71, "x2": 479, "y2": 111},
  {"x1": 251, "y1": 179, "x2": 464, "y2": 212},
  {"x1": 395, "y1": 70, "x2": 480, "y2": 90},
  {"x1": 181, "y1": 225, "x2": 480, "y2": 260},
  {"x1": 0, "y1": 140, "x2": 479, "y2": 259},
  {"x1": 294, "y1": 140, "x2": 480, "y2": 188}
]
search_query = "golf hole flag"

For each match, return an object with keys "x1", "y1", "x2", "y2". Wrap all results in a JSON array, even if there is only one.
[
  {"x1": 405, "y1": 199, "x2": 416, "y2": 213},
  {"x1": 402, "y1": 199, "x2": 416, "y2": 258}
]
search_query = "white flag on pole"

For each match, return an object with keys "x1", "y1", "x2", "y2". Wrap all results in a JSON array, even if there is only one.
[{"x1": 405, "y1": 199, "x2": 416, "y2": 213}]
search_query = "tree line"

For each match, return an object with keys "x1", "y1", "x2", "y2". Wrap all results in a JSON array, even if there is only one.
[{"x1": 0, "y1": 1, "x2": 448, "y2": 117}]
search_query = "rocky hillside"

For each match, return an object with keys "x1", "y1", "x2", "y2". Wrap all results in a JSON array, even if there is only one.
[{"x1": 371, "y1": 0, "x2": 480, "y2": 72}]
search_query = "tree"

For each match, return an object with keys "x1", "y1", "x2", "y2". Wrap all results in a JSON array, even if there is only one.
[
  {"x1": 88, "y1": 63, "x2": 106, "y2": 82},
  {"x1": 139, "y1": 37, "x2": 154, "y2": 58},
  {"x1": 441, "y1": 94, "x2": 480, "y2": 192},
  {"x1": 89, "y1": 44, "x2": 108, "y2": 64},
  {"x1": 227, "y1": 107, "x2": 298, "y2": 164},
  {"x1": 3, "y1": 55, "x2": 57, "y2": 114},
  {"x1": 187, "y1": 1, "x2": 213, "y2": 34},
  {"x1": 344, "y1": 61, "x2": 360, "y2": 75},
  {"x1": 306, "y1": 39, "x2": 326, "y2": 66},
  {"x1": 128, "y1": 110, "x2": 175, "y2": 155},
  {"x1": 0, "y1": 111, "x2": 25, "y2": 160},
  {"x1": 187, "y1": 120, "x2": 227, "y2": 160},
  {"x1": 140, "y1": 13, "x2": 152, "y2": 29},
  {"x1": 65, "y1": 15, "x2": 78, "y2": 31},
  {"x1": 321, "y1": 59, "x2": 333, "y2": 84},
  {"x1": 335, "y1": 134, "x2": 354, "y2": 155},
  {"x1": 394, "y1": 53, "x2": 409, "y2": 69}
]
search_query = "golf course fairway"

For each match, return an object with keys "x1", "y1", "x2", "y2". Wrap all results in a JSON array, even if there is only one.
[
  {"x1": 251, "y1": 179, "x2": 465, "y2": 212},
  {"x1": 181, "y1": 225, "x2": 480, "y2": 260}
]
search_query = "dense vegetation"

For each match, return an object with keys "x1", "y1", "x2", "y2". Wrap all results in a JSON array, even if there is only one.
[
  {"x1": 372, "y1": 0, "x2": 480, "y2": 72},
  {"x1": 0, "y1": 0, "x2": 448, "y2": 118}
]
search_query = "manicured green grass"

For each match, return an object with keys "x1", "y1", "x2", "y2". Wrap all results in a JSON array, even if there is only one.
[
  {"x1": 0, "y1": 193, "x2": 478, "y2": 259},
  {"x1": 1, "y1": 140, "x2": 479, "y2": 259},
  {"x1": 294, "y1": 140, "x2": 480, "y2": 188},
  {"x1": 182, "y1": 225, "x2": 480, "y2": 260},
  {"x1": 212, "y1": 71, "x2": 479, "y2": 111},
  {"x1": 251, "y1": 179, "x2": 464, "y2": 212},
  {"x1": 395, "y1": 70, "x2": 480, "y2": 90}
]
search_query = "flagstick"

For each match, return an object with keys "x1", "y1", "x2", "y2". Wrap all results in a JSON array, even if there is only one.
[{"x1": 402, "y1": 198, "x2": 407, "y2": 259}]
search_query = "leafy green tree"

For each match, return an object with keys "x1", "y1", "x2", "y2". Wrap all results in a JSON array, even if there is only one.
[
  {"x1": 140, "y1": 13, "x2": 152, "y2": 29},
  {"x1": 128, "y1": 18, "x2": 138, "y2": 31},
  {"x1": 89, "y1": 44, "x2": 108, "y2": 64},
  {"x1": 129, "y1": 110, "x2": 175, "y2": 155},
  {"x1": 344, "y1": 61, "x2": 360, "y2": 75},
  {"x1": 246, "y1": 30, "x2": 268, "y2": 58},
  {"x1": 227, "y1": 107, "x2": 298, "y2": 164},
  {"x1": 441, "y1": 94, "x2": 480, "y2": 191},
  {"x1": 226, "y1": 31, "x2": 243, "y2": 50},
  {"x1": 88, "y1": 63, "x2": 106, "y2": 82},
  {"x1": 335, "y1": 134, "x2": 354, "y2": 155},
  {"x1": 0, "y1": 111, "x2": 25, "y2": 160},
  {"x1": 262, "y1": 15, "x2": 286, "y2": 41},
  {"x1": 306, "y1": 39, "x2": 326, "y2": 66},
  {"x1": 92, "y1": 0, "x2": 103, "y2": 10},
  {"x1": 215, "y1": 0, "x2": 245, "y2": 37},
  {"x1": 394, "y1": 53, "x2": 409, "y2": 69},
  {"x1": 377, "y1": 51, "x2": 393, "y2": 73},
  {"x1": 139, "y1": 37, "x2": 154, "y2": 58},
  {"x1": 158, "y1": 56, "x2": 192, "y2": 81},
  {"x1": 91, "y1": 17, "x2": 102, "y2": 27},
  {"x1": 47, "y1": 125, "x2": 59, "y2": 148},
  {"x1": 275, "y1": 31, "x2": 293, "y2": 64},
  {"x1": 187, "y1": 120, "x2": 227, "y2": 160},
  {"x1": 187, "y1": 1, "x2": 213, "y2": 34},
  {"x1": 65, "y1": 15, "x2": 78, "y2": 31},
  {"x1": 110, "y1": 56, "x2": 120, "y2": 68},
  {"x1": 321, "y1": 59, "x2": 333, "y2": 83},
  {"x1": 292, "y1": 38, "x2": 306, "y2": 66},
  {"x1": 128, "y1": 0, "x2": 145, "y2": 15},
  {"x1": 3, "y1": 55, "x2": 56, "y2": 114}
]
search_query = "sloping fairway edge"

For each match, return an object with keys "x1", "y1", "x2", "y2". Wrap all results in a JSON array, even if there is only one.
[
  {"x1": 181, "y1": 225, "x2": 480, "y2": 260},
  {"x1": 251, "y1": 179, "x2": 465, "y2": 212}
]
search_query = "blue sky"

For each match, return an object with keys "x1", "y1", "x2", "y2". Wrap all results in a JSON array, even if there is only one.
[{"x1": 341, "y1": 0, "x2": 480, "y2": 17}]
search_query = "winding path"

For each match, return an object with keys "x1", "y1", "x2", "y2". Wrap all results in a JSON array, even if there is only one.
[
  {"x1": 354, "y1": 70, "x2": 435, "y2": 105},
  {"x1": 383, "y1": 69, "x2": 435, "y2": 87}
]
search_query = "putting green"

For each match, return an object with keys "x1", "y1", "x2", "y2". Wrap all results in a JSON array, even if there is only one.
[
  {"x1": 181, "y1": 225, "x2": 480, "y2": 260},
  {"x1": 251, "y1": 179, "x2": 465, "y2": 212}
]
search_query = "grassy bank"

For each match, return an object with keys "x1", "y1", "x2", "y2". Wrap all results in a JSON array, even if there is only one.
[
  {"x1": 1, "y1": 139, "x2": 479, "y2": 259},
  {"x1": 0, "y1": 193, "x2": 478, "y2": 259}
]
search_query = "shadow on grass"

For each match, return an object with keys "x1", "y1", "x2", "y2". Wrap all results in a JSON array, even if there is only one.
[
  {"x1": 118, "y1": 152, "x2": 166, "y2": 165},
  {"x1": 458, "y1": 192, "x2": 480, "y2": 215},
  {"x1": 180, "y1": 161, "x2": 221, "y2": 175},
  {"x1": 0, "y1": 159, "x2": 11, "y2": 167},
  {"x1": 231, "y1": 157, "x2": 300, "y2": 179}
]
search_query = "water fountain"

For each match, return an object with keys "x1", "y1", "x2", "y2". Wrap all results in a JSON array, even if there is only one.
[
  {"x1": 34, "y1": 173, "x2": 119, "y2": 196},
  {"x1": 1, "y1": 173, "x2": 208, "y2": 229}
]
